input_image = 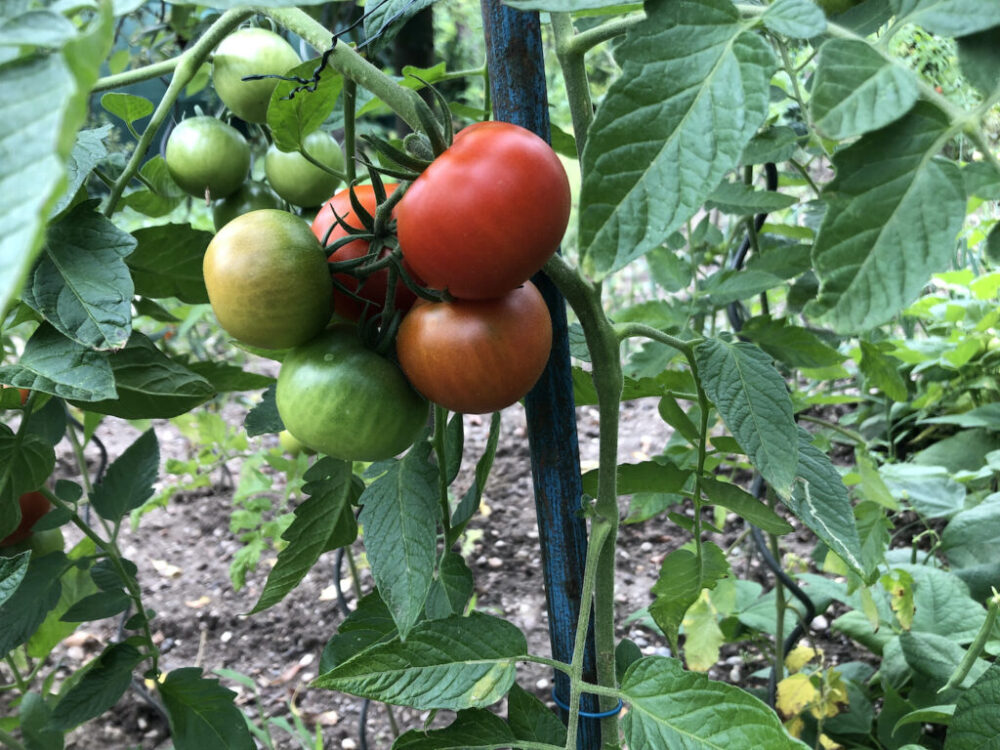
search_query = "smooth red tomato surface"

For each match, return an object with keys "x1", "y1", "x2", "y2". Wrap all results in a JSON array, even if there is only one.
[
  {"x1": 1, "y1": 491, "x2": 51, "y2": 547},
  {"x1": 395, "y1": 281, "x2": 553, "y2": 414},
  {"x1": 395, "y1": 121, "x2": 571, "y2": 300},
  {"x1": 311, "y1": 184, "x2": 418, "y2": 322}
]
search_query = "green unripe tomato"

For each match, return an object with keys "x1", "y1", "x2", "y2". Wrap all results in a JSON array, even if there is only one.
[
  {"x1": 276, "y1": 325, "x2": 428, "y2": 461},
  {"x1": 265, "y1": 131, "x2": 344, "y2": 208},
  {"x1": 165, "y1": 116, "x2": 250, "y2": 199},
  {"x1": 212, "y1": 27, "x2": 301, "y2": 124},
  {"x1": 212, "y1": 181, "x2": 285, "y2": 231},
  {"x1": 203, "y1": 209, "x2": 332, "y2": 350},
  {"x1": 278, "y1": 429, "x2": 314, "y2": 456},
  {"x1": 28, "y1": 528, "x2": 65, "y2": 557}
]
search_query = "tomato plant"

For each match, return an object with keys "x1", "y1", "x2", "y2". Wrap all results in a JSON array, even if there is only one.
[
  {"x1": 265, "y1": 130, "x2": 345, "y2": 208},
  {"x1": 275, "y1": 325, "x2": 427, "y2": 461},
  {"x1": 395, "y1": 121, "x2": 571, "y2": 299},
  {"x1": 311, "y1": 184, "x2": 418, "y2": 321},
  {"x1": 211, "y1": 27, "x2": 301, "y2": 124},
  {"x1": 396, "y1": 281, "x2": 552, "y2": 414},
  {"x1": 212, "y1": 180, "x2": 285, "y2": 231},
  {"x1": 0, "y1": 491, "x2": 51, "y2": 547},
  {"x1": 164, "y1": 116, "x2": 251, "y2": 199},
  {"x1": 203, "y1": 209, "x2": 332, "y2": 349}
]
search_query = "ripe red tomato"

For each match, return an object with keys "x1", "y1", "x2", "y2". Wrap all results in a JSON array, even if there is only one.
[
  {"x1": 1, "y1": 491, "x2": 51, "y2": 547},
  {"x1": 311, "y1": 184, "x2": 418, "y2": 322},
  {"x1": 395, "y1": 281, "x2": 552, "y2": 414},
  {"x1": 395, "y1": 121, "x2": 571, "y2": 300}
]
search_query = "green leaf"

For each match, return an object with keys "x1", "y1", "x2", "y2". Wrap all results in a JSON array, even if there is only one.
[
  {"x1": 21, "y1": 201, "x2": 135, "y2": 350},
  {"x1": 706, "y1": 269, "x2": 786, "y2": 305},
  {"x1": 942, "y1": 494, "x2": 1000, "y2": 569},
  {"x1": 73, "y1": 333, "x2": 214, "y2": 419},
  {"x1": 121, "y1": 156, "x2": 185, "y2": 218},
  {"x1": 581, "y1": 459, "x2": 690, "y2": 498},
  {"x1": 879, "y1": 463, "x2": 964, "y2": 518},
  {"x1": 944, "y1": 662, "x2": 1000, "y2": 749},
  {"x1": 890, "y1": 0, "x2": 1000, "y2": 36},
  {"x1": 0, "y1": 323, "x2": 115, "y2": 402},
  {"x1": 504, "y1": 0, "x2": 635, "y2": 9},
  {"x1": 313, "y1": 612, "x2": 525, "y2": 710},
  {"x1": 896, "y1": 564, "x2": 987, "y2": 642},
  {"x1": 894, "y1": 705, "x2": 955, "y2": 735},
  {"x1": 392, "y1": 709, "x2": 516, "y2": 749},
  {"x1": 26, "y1": 536, "x2": 98, "y2": 659},
  {"x1": 740, "y1": 317, "x2": 846, "y2": 369},
  {"x1": 705, "y1": 181, "x2": 797, "y2": 214},
  {"x1": 159, "y1": 667, "x2": 252, "y2": 750},
  {"x1": 425, "y1": 551, "x2": 473, "y2": 620},
  {"x1": 52, "y1": 642, "x2": 143, "y2": 730},
  {"x1": 362, "y1": 0, "x2": 435, "y2": 55},
  {"x1": 806, "y1": 102, "x2": 966, "y2": 333},
  {"x1": 920, "y1": 403, "x2": 1000, "y2": 428},
  {"x1": 127, "y1": 224, "x2": 211, "y2": 304},
  {"x1": 251, "y1": 458, "x2": 356, "y2": 614},
  {"x1": 741, "y1": 126, "x2": 801, "y2": 165},
  {"x1": 59, "y1": 589, "x2": 129, "y2": 622},
  {"x1": 762, "y1": 0, "x2": 827, "y2": 38},
  {"x1": 507, "y1": 683, "x2": 567, "y2": 746},
  {"x1": 701, "y1": 477, "x2": 793, "y2": 535},
  {"x1": 694, "y1": 338, "x2": 798, "y2": 496},
  {"x1": 0, "y1": 551, "x2": 66, "y2": 655},
  {"x1": 19, "y1": 691, "x2": 63, "y2": 750},
  {"x1": 449, "y1": 412, "x2": 500, "y2": 543},
  {"x1": 579, "y1": 0, "x2": 775, "y2": 277},
  {"x1": 810, "y1": 39, "x2": 919, "y2": 140},
  {"x1": 913, "y1": 429, "x2": 1000, "y2": 473},
  {"x1": 786, "y1": 429, "x2": 868, "y2": 578},
  {"x1": 0, "y1": 9, "x2": 78, "y2": 46},
  {"x1": 320, "y1": 591, "x2": 398, "y2": 673},
  {"x1": 185, "y1": 362, "x2": 274, "y2": 393},
  {"x1": 650, "y1": 542, "x2": 729, "y2": 652},
  {"x1": 89, "y1": 428, "x2": 158, "y2": 522},
  {"x1": 100, "y1": 92, "x2": 152, "y2": 127},
  {"x1": 899, "y1": 630, "x2": 990, "y2": 688},
  {"x1": 52, "y1": 125, "x2": 112, "y2": 218},
  {"x1": 621, "y1": 656, "x2": 808, "y2": 748},
  {"x1": 0, "y1": 426, "x2": 55, "y2": 538},
  {"x1": 956, "y1": 26, "x2": 1000, "y2": 96},
  {"x1": 0, "y1": 552, "x2": 30, "y2": 609},
  {"x1": 244, "y1": 384, "x2": 283, "y2": 436},
  {"x1": 359, "y1": 440, "x2": 439, "y2": 639},
  {"x1": 268, "y1": 58, "x2": 343, "y2": 153},
  {"x1": 0, "y1": 3, "x2": 112, "y2": 312},
  {"x1": 859, "y1": 341, "x2": 908, "y2": 401}
]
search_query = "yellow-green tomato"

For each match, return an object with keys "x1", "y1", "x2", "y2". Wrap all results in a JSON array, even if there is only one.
[
  {"x1": 203, "y1": 209, "x2": 332, "y2": 350},
  {"x1": 265, "y1": 131, "x2": 345, "y2": 208},
  {"x1": 165, "y1": 116, "x2": 250, "y2": 199},
  {"x1": 278, "y1": 429, "x2": 314, "y2": 456},
  {"x1": 212, "y1": 181, "x2": 285, "y2": 231},
  {"x1": 212, "y1": 27, "x2": 301, "y2": 124}
]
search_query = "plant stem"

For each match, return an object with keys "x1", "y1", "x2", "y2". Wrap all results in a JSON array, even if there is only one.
[
  {"x1": 298, "y1": 147, "x2": 348, "y2": 183},
  {"x1": 93, "y1": 57, "x2": 179, "y2": 92},
  {"x1": 565, "y1": 13, "x2": 644, "y2": 56},
  {"x1": 345, "y1": 547, "x2": 363, "y2": 601},
  {"x1": 3, "y1": 656, "x2": 27, "y2": 693},
  {"x1": 433, "y1": 406, "x2": 452, "y2": 542},
  {"x1": 797, "y1": 414, "x2": 867, "y2": 445},
  {"x1": 343, "y1": 79, "x2": 357, "y2": 185},
  {"x1": 550, "y1": 14, "x2": 595, "y2": 154},
  {"x1": 0, "y1": 727, "x2": 26, "y2": 750}
]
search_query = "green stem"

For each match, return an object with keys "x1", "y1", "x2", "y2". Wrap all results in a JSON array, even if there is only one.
[
  {"x1": 345, "y1": 547, "x2": 363, "y2": 601},
  {"x1": 797, "y1": 414, "x2": 867, "y2": 446},
  {"x1": 433, "y1": 406, "x2": 452, "y2": 543},
  {"x1": 564, "y1": 13, "x2": 644, "y2": 56},
  {"x1": 788, "y1": 158, "x2": 822, "y2": 198},
  {"x1": 3, "y1": 656, "x2": 27, "y2": 693},
  {"x1": 102, "y1": 8, "x2": 255, "y2": 216},
  {"x1": 343, "y1": 79, "x2": 357, "y2": 185},
  {"x1": 0, "y1": 727, "x2": 26, "y2": 750},
  {"x1": 769, "y1": 527, "x2": 787, "y2": 684},
  {"x1": 939, "y1": 591, "x2": 1000, "y2": 693},
  {"x1": 299, "y1": 147, "x2": 348, "y2": 183},
  {"x1": 93, "y1": 57, "x2": 180, "y2": 93},
  {"x1": 551, "y1": 13, "x2": 595, "y2": 155}
]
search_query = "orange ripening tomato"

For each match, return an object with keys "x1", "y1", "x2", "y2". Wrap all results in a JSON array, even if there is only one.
[
  {"x1": 395, "y1": 281, "x2": 553, "y2": 414},
  {"x1": 1, "y1": 491, "x2": 51, "y2": 547}
]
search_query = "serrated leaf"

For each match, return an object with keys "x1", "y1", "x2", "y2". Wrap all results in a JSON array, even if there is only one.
[
  {"x1": 159, "y1": 667, "x2": 252, "y2": 750},
  {"x1": 740, "y1": 317, "x2": 845, "y2": 369},
  {"x1": 701, "y1": 477, "x2": 793, "y2": 535},
  {"x1": 360, "y1": 440, "x2": 438, "y2": 639},
  {"x1": 268, "y1": 58, "x2": 343, "y2": 153},
  {"x1": 72, "y1": 333, "x2": 214, "y2": 419},
  {"x1": 944, "y1": 662, "x2": 1000, "y2": 749},
  {"x1": 0, "y1": 425, "x2": 55, "y2": 538},
  {"x1": 425, "y1": 551, "x2": 473, "y2": 620},
  {"x1": 787, "y1": 429, "x2": 867, "y2": 577},
  {"x1": 21, "y1": 200, "x2": 135, "y2": 349},
  {"x1": 313, "y1": 612, "x2": 525, "y2": 710},
  {"x1": 251, "y1": 457, "x2": 356, "y2": 613},
  {"x1": 806, "y1": 102, "x2": 966, "y2": 333},
  {"x1": 650, "y1": 542, "x2": 729, "y2": 652},
  {"x1": 694, "y1": 339, "x2": 798, "y2": 495},
  {"x1": 245, "y1": 384, "x2": 283, "y2": 436},
  {"x1": 0, "y1": 551, "x2": 66, "y2": 655},
  {"x1": 52, "y1": 125, "x2": 112, "y2": 218},
  {"x1": 579, "y1": 0, "x2": 775, "y2": 277},
  {"x1": 53, "y1": 642, "x2": 143, "y2": 730},
  {"x1": 706, "y1": 181, "x2": 797, "y2": 215},
  {"x1": 0, "y1": 552, "x2": 30, "y2": 609},
  {"x1": 621, "y1": 656, "x2": 808, "y2": 748},
  {"x1": 393, "y1": 709, "x2": 515, "y2": 749},
  {"x1": 762, "y1": 0, "x2": 827, "y2": 38},
  {"x1": 184, "y1": 362, "x2": 274, "y2": 393},
  {"x1": 890, "y1": 0, "x2": 1000, "y2": 36},
  {"x1": 89, "y1": 428, "x2": 158, "y2": 522},
  {"x1": 507, "y1": 683, "x2": 567, "y2": 746},
  {"x1": 810, "y1": 39, "x2": 919, "y2": 140},
  {"x1": 0, "y1": 323, "x2": 115, "y2": 402},
  {"x1": 127, "y1": 224, "x2": 211, "y2": 304},
  {"x1": 0, "y1": 4, "x2": 112, "y2": 312},
  {"x1": 320, "y1": 591, "x2": 399, "y2": 673}
]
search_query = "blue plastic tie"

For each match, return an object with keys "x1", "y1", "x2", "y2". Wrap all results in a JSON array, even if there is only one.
[{"x1": 550, "y1": 688, "x2": 624, "y2": 719}]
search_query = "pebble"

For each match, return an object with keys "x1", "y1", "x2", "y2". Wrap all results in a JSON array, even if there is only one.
[
  {"x1": 633, "y1": 636, "x2": 648, "y2": 648},
  {"x1": 812, "y1": 615, "x2": 829, "y2": 631},
  {"x1": 342, "y1": 739, "x2": 357, "y2": 749},
  {"x1": 221, "y1": 631, "x2": 233, "y2": 643},
  {"x1": 640, "y1": 541, "x2": 653, "y2": 553},
  {"x1": 536, "y1": 677, "x2": 550, "y2": 691},
  {"x1": 488, "y1": 557, "x2": 503, "y2": 569}
]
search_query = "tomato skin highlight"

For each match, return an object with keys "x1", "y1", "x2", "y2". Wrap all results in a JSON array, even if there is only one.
[
  {"x1": 0, "y1": 491, "x2": 51, "y2": 547},
  {"x1": 165, "y1": 116, "x2": 250, "y2": 199},
  {"x1": 311, "y1": 184, "x2": 418, "y2": 322},
  {"x1": 212, "y1": 27, "x2": 301, "y2": 124},
  {"x1": 396, "y1": 281, "x2": 553, "y2": 414},
  {"x1": 203, "y1": 209, "x2": 332, "y2": 350},
  {"x1": 276, "y1": 326, "x2": 428, "y2": 461},
  {"x1": 395, "y1": 121, "x2": 571, "y2": 300}
]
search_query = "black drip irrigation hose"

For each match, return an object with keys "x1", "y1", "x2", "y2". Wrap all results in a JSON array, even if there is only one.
[{"x1": 723, "y1": 163, "x2": 824, "y2": 708}]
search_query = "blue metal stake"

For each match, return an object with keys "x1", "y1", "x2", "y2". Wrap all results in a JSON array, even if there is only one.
[{"x1": 479, "y1": 3, "x2": 602, "y2": 747}]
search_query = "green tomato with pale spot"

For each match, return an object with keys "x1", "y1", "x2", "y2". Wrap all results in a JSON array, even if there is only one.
[{"x1": 265, "y1": 131, "x2": 345, "y2": 208}]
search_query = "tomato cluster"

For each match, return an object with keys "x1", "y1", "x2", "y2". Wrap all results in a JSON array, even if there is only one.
[{"x1": 192, "y1": 28, "x2": 570, "y2": 459}]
